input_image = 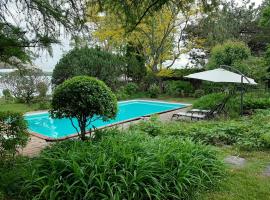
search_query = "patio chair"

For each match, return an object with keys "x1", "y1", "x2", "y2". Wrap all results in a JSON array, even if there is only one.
[{"x1": 172, "y1": 94, "x2": 231, "y2": 120}]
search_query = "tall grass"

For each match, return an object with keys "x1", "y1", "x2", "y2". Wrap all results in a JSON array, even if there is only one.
[{"x1": 6, "y1": 130, "x2": 224, "y2": 200}]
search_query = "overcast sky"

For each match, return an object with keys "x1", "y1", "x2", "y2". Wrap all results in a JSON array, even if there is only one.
[{"x1": 33, "y1": 0, "x2": 263, "y2": 72}]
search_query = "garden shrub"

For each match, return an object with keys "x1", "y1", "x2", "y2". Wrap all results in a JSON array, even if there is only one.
[
  {"x1": 124, "y1": 82, "x2": 139, "y2": 95},
  {"x1": 7, "y1": 131, "x2": 224, "y2": 200},
  {"x1": 149, "y1": 84, "x2": 160, "y2": 98},
  {"x1": 2, "y1": 89, "x2": 12, "y2": 101},
  {"x1": 193, "y1": 89, "x2": 205, "y2": 98},
  {"x1": 50, "y1": 76, "x2": 117, "y2": 141},
  {"x1": 115, "y1": 89, "x2": 129, "y2": 100},
  {"x1": 192, "y1": 92, "x2": 270, "y2": 117},
  {"x1": 192, "y1": 93, "x2": 239, "y2": 117},
  {"x1": 132, "y1": 109, "x2": 270, "y2": 150},
  {"x1": 243, "y1": 93, "x2": 270, "y2": 110},
  {"x1": 131, "y1": 115, "x2": 162, "y2": 136},
  {"x1": 260, "y1": 133, "x2": 270, "y2": 148},
  {"x1": 165, "y1": 80, "x2": 194, "y2": 97},
  {"x1": 0, "y1": 111, "x2": 29, "y2": 160}
]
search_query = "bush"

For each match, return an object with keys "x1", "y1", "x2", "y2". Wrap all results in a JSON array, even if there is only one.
[
  {"x1": 243, "y1": 93, "x2": 270, "y2": 110},
  {"x1": 132, "y1": 109, "x2": 270, "y2": 150},
  {"x1": 36, "y1": 82, "x2": 48, "y2": 99},
  {"x1": 124, "y1": 82, "x2": 139, "y2": 95},
  {"x1": 0, "y1": 111, "x2": 29, "y2": 160},
  {"x1": 8, "y1": 131, "x2": 224, "y2": 199},
  {"x1": 193, "y1": 89, "x2": 205, "y2": 98},
  {"x1": 2, "y1": 89, "x2": 12, "y2": 101},
  {"x1": 131, "y1": 115, "x2": 162, "y2": 136},
  {"x1": 260, "y1": 133, "x2": 270, "y2": 148},
  {"x1": 193, "y1": 93, "x2": 239, "y2": 117},
  {"x1": 165, "y1": 80, "x2": 194, "y2": 97},
  {"x1": 115, "y1": 86, "x2": 129, "y2": 100},
  {"x1": 50, "y1": 76, "x2": 117, "y2": 140},
  {"x1": 208, "y1": 40, "x2": 251, "y2": 69},
  {"x1": 149, "y1": 84, "x2": 160, "y2": 98},
  {"x1": 192, "y1": 92, "x2": 270, "y2": 117}
]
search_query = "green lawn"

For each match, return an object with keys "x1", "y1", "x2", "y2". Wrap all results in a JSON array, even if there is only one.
[
  {"x1": 203, "y1": 148, "x2": 270, "y2": 200},
  {"x1": 0, "y1": 99, "x2": 42, "y2": 113}
]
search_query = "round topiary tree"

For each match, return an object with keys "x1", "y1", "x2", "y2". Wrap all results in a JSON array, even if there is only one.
[{"x1": 50, "y1": 76, "x2": 118, "y2": 141}]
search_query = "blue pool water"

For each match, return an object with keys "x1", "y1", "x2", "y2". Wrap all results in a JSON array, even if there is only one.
[{"x1": 25, "y1": 100, "x2": 186, "y2": 139}]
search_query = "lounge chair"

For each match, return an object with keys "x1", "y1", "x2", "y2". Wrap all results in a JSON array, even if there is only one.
[{"x1": 172, "y1": 94, "x2": 231, "y2": 120}]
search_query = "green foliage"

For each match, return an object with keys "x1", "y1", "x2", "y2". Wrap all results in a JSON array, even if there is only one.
[
  {"x1": 243, "y1": 93, "x2": 270, "y2": 110},
  {"x1": 234, "y1": 56, "x2": 268, "y2": 82},
  {"x1": 133, "y1": 115, "x2": 162, "y2": 136},
  {"x1": 52, "y1": 47, "x2": 125, "y2": 89},
  {"x1": 115, "y1": 86, "x2": 129, "y2": 100},
  {"x1": 260, "y1": 133, "x2": 270, "y2": 148},
  {"x1": 193, "y1": 93, "x2": 238, "y2": 117},
  {"x1": 125, "y1": 43, "x2": 146, "y2": 82},
  {"x1": 36, "y1": 82, "x2": 48, "y2": 99},
  {"x1": 187, "y1": 0, "x2": 270, "y2": 54},
  {"x1": 6, "y1": 131, "x2": 224, "y2": 199},
  {"x1": 193, "y1": 89, "x2": 205, "y2": 98},
  {"x1": 132, "y1": 109, "x2": 270, "y2": 150},
  {"x1": 0, "y1": 111, "x2": 28, "y2": 160},
  {"x1": 0, "y1": 1, "x2": 85, "y2": 62},
  {"x1": 208, "y1": 40, "x2": 251, "y2": 69},
  {"x1": 50, "y1": 76, "x2": 117, "y2": 140},
  {"x1": 260, "y1": 0, "x2": 270, "y2": 27},
  {"x1": 124, "y1": 82, "x2": 139, "y2": 95},
  {"x1": 0, "y1": 23, "x2": 30, "y2": 62},
  {"x1": 0, "y1": 68, "x2": 48, "y2": 104},
  {"x1": 2, "y1": 89, "x2": 12, "y2": 101},
  {"x1": 165, "y1": 80, "x2": 194, "y2": 97},
  {"x1": 149, "y1": 84, "x2": 160, "y2": 98}
]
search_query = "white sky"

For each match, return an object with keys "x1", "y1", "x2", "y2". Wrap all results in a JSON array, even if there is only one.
[{"x1": 33, "y1": 0, "x2": 263, "y2": 72}]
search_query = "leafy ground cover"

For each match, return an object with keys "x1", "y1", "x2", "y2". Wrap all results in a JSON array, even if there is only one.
[
  {"x1": 131, "y1": 109, "x2": 270, "y2": 150},
  {"x1": 0, "y1": 131, "x2": 224, "y2": 200}
]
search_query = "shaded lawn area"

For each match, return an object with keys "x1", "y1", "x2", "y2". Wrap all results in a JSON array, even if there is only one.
[
  {"x1": 0, "y1": 99, "x2": 42, "y2": 113},
  {"x1": 203, "y1": 148, "x2": 270, "y2": 200}
]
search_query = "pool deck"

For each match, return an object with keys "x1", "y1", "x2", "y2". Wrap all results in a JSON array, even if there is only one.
[{"x1": 20, "y1": 102, "x2": 190, "y2": 157}]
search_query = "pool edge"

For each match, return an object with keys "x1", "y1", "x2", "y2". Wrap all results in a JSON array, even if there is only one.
[{"x1": 27, "y1": 100, "x2": 191, "y2": 141}]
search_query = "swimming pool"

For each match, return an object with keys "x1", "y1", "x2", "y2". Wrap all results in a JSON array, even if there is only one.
[{"x1": 25, "y1": 100, "x2": 187, "y2": 140}]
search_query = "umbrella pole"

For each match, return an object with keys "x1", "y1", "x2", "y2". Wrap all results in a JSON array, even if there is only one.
[{"x1": 241, "y1": 75, "x2": 243, "y2": 116}]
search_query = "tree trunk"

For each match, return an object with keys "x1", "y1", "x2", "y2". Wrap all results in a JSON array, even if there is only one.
[{"x1": 78, "y1": 116, "x2": 87, "y2": 141}]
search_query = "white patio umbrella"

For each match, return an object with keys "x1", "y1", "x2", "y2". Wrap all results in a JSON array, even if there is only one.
[
  {"x1": 184, "y1": 68, "x2": 257, "y2": 85},
  {"x1": 184, "y1": 67, "x2": 257, "y2": 116}
]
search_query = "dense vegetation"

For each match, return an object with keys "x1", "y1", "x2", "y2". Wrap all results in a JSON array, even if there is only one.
[
  {"x1": 0, "y1": 130, "x2": 224, "y2": 200},
  {"x1": 193, "y1": 92, "x2": 270, "y2": 117},
  {"x1": 0, "y1": 111, "x2": 29, "y2": 161},
  {"x1": 131, "y1": 109, "x2": 270, "y2": 150},
  {"x1": 52, "y1": 47, "x2": 125, "y2": 88}
]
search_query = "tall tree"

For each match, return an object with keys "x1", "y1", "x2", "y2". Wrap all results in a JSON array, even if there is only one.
[
  {"x1": 88, "y1": 0, "x2": 212, "y2": 73},
  {"x1": 187, "y1": 0, "x2": 270, "y2": 55},
  {"x1": 0, "y1": 0, "x2": 86, "y2": 63}
]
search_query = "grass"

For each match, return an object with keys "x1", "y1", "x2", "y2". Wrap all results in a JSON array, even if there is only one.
[
  {"x1": 203, "y1": 148, "x2": 270, "y2": 200},
  {"x1": 0, "y1": 99, "x2": 41, "y2": 113}
]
